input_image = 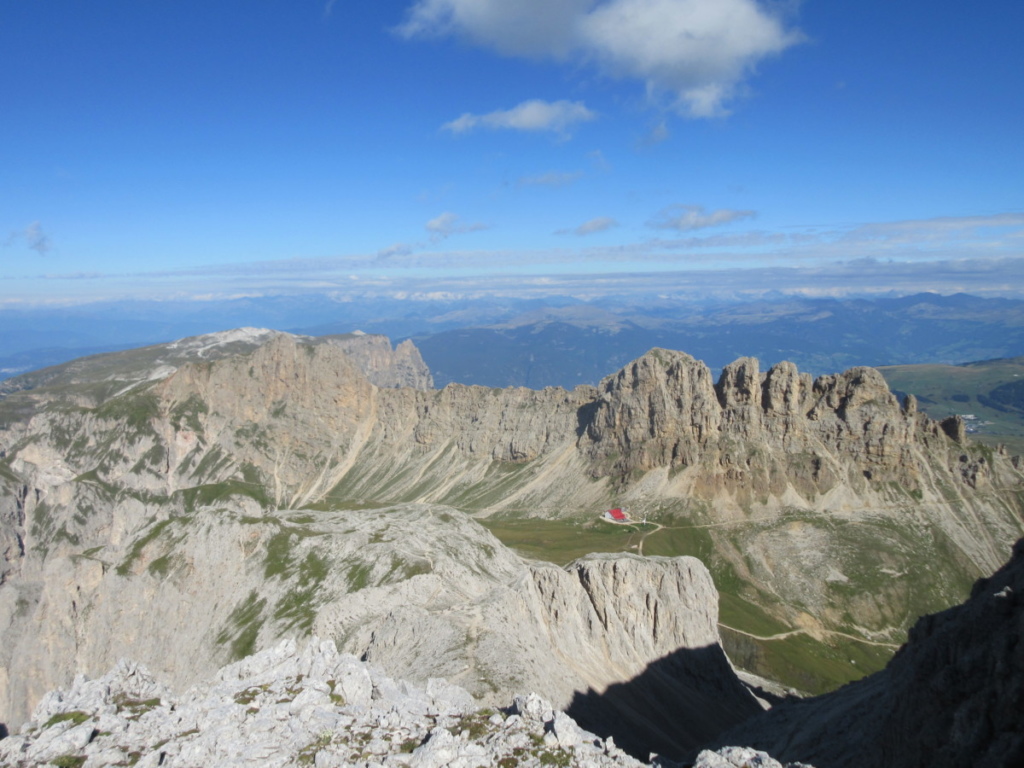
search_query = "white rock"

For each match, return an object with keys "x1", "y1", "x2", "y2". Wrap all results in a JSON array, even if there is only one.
[
  {"x1": 552, "y1": 710, "x2": 586, "y2": 748},
  {"x1": 409, "y1": 727, "x2": 460, "y2": 768},
  {"x1": 0, "y1": 637, "x2": 809, "y2": 768},
  {"x1": 718, "y1": 746, "x2": 784, "y2": 768},
  {"x1": 693, "y1": 750, "x2": 741, "y2": 768}
]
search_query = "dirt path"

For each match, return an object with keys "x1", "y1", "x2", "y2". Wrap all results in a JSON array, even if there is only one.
[
  {"x1": 450, "y1": 604, "x2": 485, "y2": 688},
  {"x1": 719, "y1": 622, "x2": 901, "y2": 649},
  {"x1": 636, "y1": 522, "x2": 663, "y2": 556},
  {"x1": 597, "y1": 516, "x2": 665, "y2": 555}
]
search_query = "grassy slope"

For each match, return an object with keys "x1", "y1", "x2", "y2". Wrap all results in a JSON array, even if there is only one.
[
  {"x1": 480, "y1": 514, "x2": 907, "y2": 695},
  {"x1": 879, "y1": 356, "x2": 1024, "y2": 456}
]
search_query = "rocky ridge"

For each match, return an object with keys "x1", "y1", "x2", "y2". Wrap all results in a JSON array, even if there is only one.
[
  {"x1": 322, "y1": 332, "x2": 433, "y2": 390},
  {"x1": 0, "y1": 331, "x2": 1022, "y2": 737},
  {"x1": 0, "y1": 503, "x2": 761, "y2": 758},
  {"x1": 0, "y1": 637, "x2": 808, "y2": 768},
  {"x1": 584, "y1": 351, "x2": 981, "y2": 496},
  {"x1": 0, "y1": 328, "x2": 432, "y2": 407}
]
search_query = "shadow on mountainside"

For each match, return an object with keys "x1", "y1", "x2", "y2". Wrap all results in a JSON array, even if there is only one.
[
  {"x1": 566, "y1": 643, "x2": 763, "y2": 763},
  {"x1": 713, "y1": 538, "x2": 1024, "y2": 768},
  {"x1": 575, "y1": 398, "x2": 601, "y2": 438}
]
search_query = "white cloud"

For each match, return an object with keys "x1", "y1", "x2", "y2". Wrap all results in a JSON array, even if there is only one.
[
  {"x1": 648, "y1": 230, "x2": 788, "y2": 250},
  {"x1": 558, "y1": 216, "x2": 619, "y2": 236},
  {"x1": 443, "y1": 99, "x2": 597, "y2": 136},
  {"x1": 425, "y1": 211, "x2": 489, "y2": 241},
  {"x1": 649, "y1": 204, "x2": 756, "y2": 231},
  {"x1": 377, "y1": 242, "x2": 414, "y2": 260},
  {"x1": 579, "y1": 0, "x2": 801, "y2": 117},
  {"x1": 4, "y1": 221, "x2": 53, "y2": 256},
  {"x1": 13, "y1": 211, "x2": 1024, "y2": 304},
  {"x1": 396, "y1": 0, "x2": 589, "y2": 57},
  {"x1": 641, "y1": 120, "x2": 670, "y2": 146},
  {"x1": 400, "y1": 0, "x2": 802, "y2": 117},
  {"x1": 519, "y1": 171, "x2": 584, "y2": 187},
  {"x1": 840, "y1": 212, "x2": 1024, "y2": 245},
  {"x1": 588, "y1": 150, "x2": 611, "y2": 171}
]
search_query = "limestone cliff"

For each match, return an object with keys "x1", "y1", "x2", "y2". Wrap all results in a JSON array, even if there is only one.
[
  {"x1": 321, "y1": 332, "x2": 434, "y2": 390},
  {"x1": 0, "y1": 503, "x2": 758, "y2": 758},
  {"x1": 0, "y1": 332, "x2": 1022, "y2": 733},
  {"x1": 584, "y1": 350, "x2": 971, "y2": 500}
]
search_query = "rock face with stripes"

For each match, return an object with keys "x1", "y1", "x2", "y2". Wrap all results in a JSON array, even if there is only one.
[
  {"x1": 0, "y1": 330, "x2": 1022, "y2": 754},
  {"x1": 0, "y1": 501, "x2": 759, "y2": 759}
]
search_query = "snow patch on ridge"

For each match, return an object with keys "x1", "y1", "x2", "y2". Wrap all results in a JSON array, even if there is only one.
[{"x1": 167, "y1": 327, "x2": 296, "y2": 356}]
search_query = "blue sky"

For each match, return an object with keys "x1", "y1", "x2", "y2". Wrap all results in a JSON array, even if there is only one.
[{"x1": 1, "y1": 0, "x2": 1022, "y2": 306}]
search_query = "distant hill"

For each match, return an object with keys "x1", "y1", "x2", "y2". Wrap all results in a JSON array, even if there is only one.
[
  {"x1": 411, "y1": 293, "x2": 1024, "y2": 388},
  {"x1": 880, "y1": 356, "x2": 1024, "y2": 455},
  {"x1": 0, "y1": 294, "x2": 569, "y2": 382},
  {"x1": 5, "y1": 292, "x2": 1023, "y2": 387}
]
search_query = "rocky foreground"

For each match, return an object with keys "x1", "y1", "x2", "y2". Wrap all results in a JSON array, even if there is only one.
[
  {"x1": 0, "y1": 638, "x2": 807, "y2": 768},
  {"x1": 0, "y1": 501, "x2": 764, "y2": 756}
]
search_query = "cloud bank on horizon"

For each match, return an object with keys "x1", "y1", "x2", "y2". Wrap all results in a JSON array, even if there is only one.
[{"x1": 14, "y1": 213, "x2": 1023, "y2": 307}]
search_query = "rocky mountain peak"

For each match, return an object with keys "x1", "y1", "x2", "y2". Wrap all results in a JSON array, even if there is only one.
[
  {"x1": 1, "y1": 334, "x2": 1021, "y2": 752},
  {"x1": 159, "y1": 332, "x2": 374, "y2": 419},
  {"x1": 581, "y1": 347, "x2": 956, "y2": 495},
  {"x1": 808, "y1": 366, "x2": 898, "y2": 416},
  {"x1": 585, "y1": 348, "x2": 721, "y2": 471},
  {"x1": 319, "y1": 333, "x2": 434, "y2": 390},
  {"x1": 760, "y1": 361, "x2": 811, "y2": 416},
  {"x1": 715, "y1": 357, "x2": 762, "y2": 409}
]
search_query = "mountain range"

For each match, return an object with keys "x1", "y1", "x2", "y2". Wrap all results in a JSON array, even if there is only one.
[
  {"x1": 4, "y1": 293, "x2": 1024, "y2": 388},
  {"x1": 1, "y1": 328, "x2": 1022, "y2": 763},
  {"x1": 404, "y1": 292, "x2": 1024, "y2": 388}
]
